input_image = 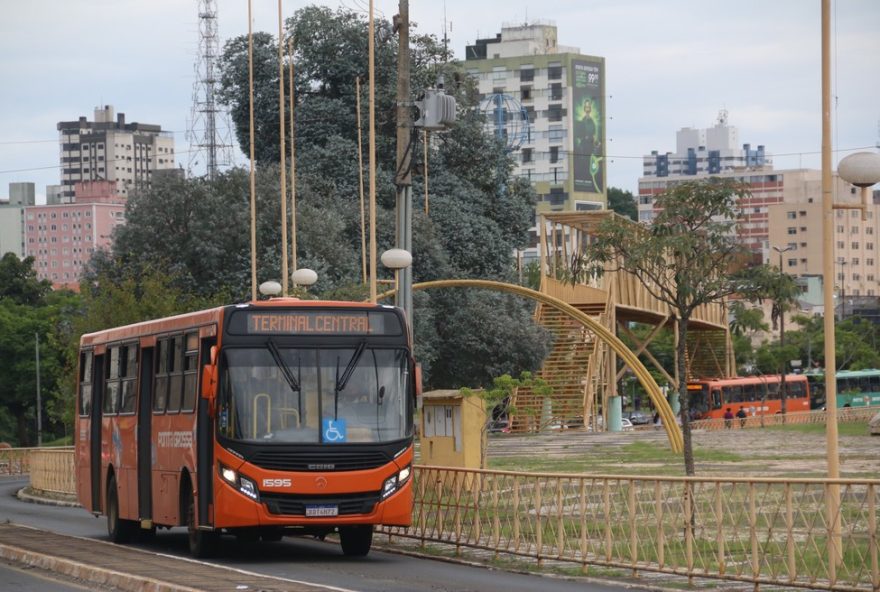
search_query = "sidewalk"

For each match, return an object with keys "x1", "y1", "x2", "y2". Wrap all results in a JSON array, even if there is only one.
[{"x1": 0, "y1": 522, "x2": 338, "y2": 592}]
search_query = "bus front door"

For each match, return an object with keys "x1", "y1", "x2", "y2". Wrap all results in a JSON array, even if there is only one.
[
  {"x1": 90, "y1": 354, "x2": 105, "y2": 513},
  {"x1": 137, "y1": 347, "x2": 153, "y2": 522}
]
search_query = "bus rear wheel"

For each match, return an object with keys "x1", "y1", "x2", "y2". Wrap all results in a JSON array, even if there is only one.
[
  {"x1": 186, "y1": 490, "x2": 218, "y2": 558},
  {"x1": 339, "y1": 525, "x2": 372, "y2": 557},
  {"x1": 106, "y1": 476, "x2": 137, "y2": 543}
]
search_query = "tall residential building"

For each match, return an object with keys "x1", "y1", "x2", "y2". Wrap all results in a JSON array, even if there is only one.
[
  {"x1": 0, "y1": 182, "x2": 36, "y2": 258},
  {"x1": 464, "y1": 22, "x2": 606, "y2": 212},
  {"x1": 642, "y1": 111, "x2": 771, "y2": 180},
  {"x1": 57, "y1": 105, "x2": 175, "y2": 202},
  {"x1": 25, "y1": 181, "x2": 125, "y2": 289}
]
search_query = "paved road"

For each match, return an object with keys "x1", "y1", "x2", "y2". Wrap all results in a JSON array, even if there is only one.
[
  {"x1": 0, "y1": 560, "x2": 103, "y2": 591},
  {"x1": 0, "y1": 477, "x2": 643, "y2": 592}
]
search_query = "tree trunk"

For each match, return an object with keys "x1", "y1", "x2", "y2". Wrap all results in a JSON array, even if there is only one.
[
  {"x1": 779, "y1": 313, "x2": 787, "y2": 423},
  {"x1": 16, "y1": 413, "x2": 29, "y2": 448},
  {"x1": 676, "y1": 317, "x2": 696, "y2": 476}
]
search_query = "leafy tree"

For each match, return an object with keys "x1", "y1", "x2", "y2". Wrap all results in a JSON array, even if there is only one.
[
  {"x1": 91, "y1": 5, "x2": 546, "y2": 391},
  {"x1": 581, "y1": 178, "x2": 752, "y2": 475},
  {"x1": 607, "y1": 187, "x2": 637, "y2": 221},
  {"x1": 0, "y1": 253, "x2": 51, "y2": 306},
  {"x1": 737, "y1": 263, "x2": 801, "y2": 413}
]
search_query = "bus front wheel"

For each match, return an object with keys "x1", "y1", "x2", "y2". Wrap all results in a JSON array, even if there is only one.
[
  {"x1": 106, "y1": 476, "x2": 137, "y2": 543},
  {"x1": 339, "y1": 525, "x2": 372, "y2": 557},
  {"x1": 186, "y1": 490, "x2": 218, "y2": 558}
]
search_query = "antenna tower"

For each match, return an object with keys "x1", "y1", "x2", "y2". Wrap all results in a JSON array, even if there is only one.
[{"x1": 187, "y1": 0, "x2": 234, "y2": 180}]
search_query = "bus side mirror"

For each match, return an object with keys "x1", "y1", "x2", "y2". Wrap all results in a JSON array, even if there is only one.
[
  {"x1": 201, "y1": 364, "x2": 218, "y2": 401},
  {"x1": 414, "y1": 363, "x2": 423, "y2": 397}
]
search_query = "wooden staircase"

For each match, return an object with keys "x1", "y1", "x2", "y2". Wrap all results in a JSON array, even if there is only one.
[{"x1": 510, "y1": 302, "x2": 608, "y2": 432}]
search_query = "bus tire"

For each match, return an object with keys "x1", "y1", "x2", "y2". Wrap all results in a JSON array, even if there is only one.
[
  {"x1": 339, "y1": 525, "x2": 372, "y2": 557},
  {"x1": 186, "y1": 489, "x2": 218, "y2": 558},
  {"x1": 106, "y1": 475, "x2": 137, "y2": 543}
]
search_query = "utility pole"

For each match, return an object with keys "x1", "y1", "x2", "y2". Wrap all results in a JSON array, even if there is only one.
[
  {"x1": 394, "y1": 0, "x2": 413, "y2": 328},
  {"x1": 35, "y1": 332, "x2": 42, "y2": 447}
]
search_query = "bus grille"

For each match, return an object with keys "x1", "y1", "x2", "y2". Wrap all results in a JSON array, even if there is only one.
[
  {"x1": 261, "y1": 492, "x2": 380, "y2": 516},
  {"x1": 248, "y1": 449, "x2": 390, "y2": 472}
]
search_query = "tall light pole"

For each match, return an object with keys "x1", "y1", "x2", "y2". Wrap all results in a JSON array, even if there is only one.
[
  {"x1": 35, "y1": 332, "x2": 42, "y2": 447},
  {"x1": 773, "y1": 245, "x2": 794, "y2": 416},
  {"x1": 394, "y1": 0, "x2": 413, "y2": 328}
]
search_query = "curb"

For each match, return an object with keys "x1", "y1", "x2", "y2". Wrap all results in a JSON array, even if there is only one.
[
  {"x1": 16, "y1": 487, "x2": 80, "y2": 508},
  {"x1": 0, "y1": 542, "x2": 201, "y2": 592}
]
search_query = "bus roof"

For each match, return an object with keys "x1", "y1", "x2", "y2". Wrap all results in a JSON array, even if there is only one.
[
  {"x1": 805, "y1": 368, "x2": 880, "y2": 378},
  {"x1": 689, "y1": 374, "x2": 807, "y2": 386},
  {"x1": 79, "y1": 298, "x2": 399, "y2": 347}
]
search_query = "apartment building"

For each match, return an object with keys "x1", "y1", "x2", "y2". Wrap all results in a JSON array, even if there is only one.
[
  {"x1": 24, "y1": 181, "x2": 125, "y2": 289},
  {"x1": 57, "y1": 105, "x2": 175, "y2": 202},
  {"x1": 465, "y1": 22, "x2": 606, "y2": 212}
]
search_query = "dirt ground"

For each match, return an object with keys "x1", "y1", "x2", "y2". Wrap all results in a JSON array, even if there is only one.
[{"x1": 485, "y1": 423, "x2": 880, "y2": 479}]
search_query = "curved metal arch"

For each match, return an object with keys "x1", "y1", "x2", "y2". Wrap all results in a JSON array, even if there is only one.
[{"x1": 378, "y1": 279, "x2": 684, "y2": 452}]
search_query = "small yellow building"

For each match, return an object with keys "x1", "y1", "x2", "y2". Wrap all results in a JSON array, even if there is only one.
[{"x1": 420, "y1": 390, "x2": 487, "y2": 469}]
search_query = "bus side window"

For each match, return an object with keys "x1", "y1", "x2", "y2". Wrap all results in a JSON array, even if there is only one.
[
  {"x1": 766, "y1": 381, "x2": 779, "y2": 400},
  {"x1": 118, "y1": 344, "x2": 138, "y2": 414},
  {"x1": 154, "y1": 339, "x2": 169, "y2": 413},
  {"x1": 789, "y1": 381, "x2": 804, "y2": 398},
  {"x1": 859, "y1": 376, "x2": 871, "y2": 393},
  {"x1": 79, "y1": 351, "x2": 93, "y2": 417},
  {"x1": 870, "y1": 374, "x2": 880, "y2": 391},
  {"x1": 167, "y1": 335, "x2": 184, "y2": 413},
  {"x1": 104, "y1": 346, "x2": 120, "y2": 415},
  {"x1": 181, "y1": 332, "x2": 199, "y2": 413},
  {"x1": 711, "y1": 389, "x2": 721, "y2": 409}
]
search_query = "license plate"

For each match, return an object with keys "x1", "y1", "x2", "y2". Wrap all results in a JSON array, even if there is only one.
[{"x1": 305, "y1": 505, "x2": 338, "y2": 517}]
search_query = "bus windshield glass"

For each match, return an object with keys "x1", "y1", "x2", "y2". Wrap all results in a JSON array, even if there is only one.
[{"x1": 218, "y1": 347, "x2": 412, "y2": 444}]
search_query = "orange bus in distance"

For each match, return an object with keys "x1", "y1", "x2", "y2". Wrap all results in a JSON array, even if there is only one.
[
  {"x1": 75, "y1": 298, "x2": 418, "y2": 557},
  {"x1": 687, "y1": 374, "x2": 810, "y2": 420}
]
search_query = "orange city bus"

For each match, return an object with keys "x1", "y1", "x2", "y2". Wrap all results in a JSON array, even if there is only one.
[
  {"x1": 75, "y1": 297, "x2": 418, "y2": 557},
  {"x1": 687, "y1": 374, "x2": 810, "y2": 420}
]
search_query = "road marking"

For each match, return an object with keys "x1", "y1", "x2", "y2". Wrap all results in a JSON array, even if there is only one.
[{"x1": 153, "y1": 551, "x2": 361, "y2": 592}]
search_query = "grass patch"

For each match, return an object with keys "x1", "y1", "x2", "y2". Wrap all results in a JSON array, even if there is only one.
[{"x1": 765, "y1": 421, "x2": 870, "y2": 437}]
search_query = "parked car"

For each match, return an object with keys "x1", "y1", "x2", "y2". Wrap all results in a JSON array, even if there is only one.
[
  {"x1": 626, "y1": 411, "x2": 652, "y2": 425},
  {"x1": 620, "y1": 418, "x2": 634, "y2": 431}
]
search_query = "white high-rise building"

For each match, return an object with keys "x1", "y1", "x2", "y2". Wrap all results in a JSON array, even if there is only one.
[
  {"x1": 464, "y1": 22, "x2": 606, "y2": 213},
  {"x1": 57, "y1": 106, "x2": 175, "y2": 202}
]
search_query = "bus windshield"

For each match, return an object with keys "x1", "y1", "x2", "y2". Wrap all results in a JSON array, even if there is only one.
[{"x1": 218, "y1": 346, "x2": 412, "y2": 444}]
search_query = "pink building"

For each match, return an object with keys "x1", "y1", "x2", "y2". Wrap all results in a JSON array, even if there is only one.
[{"x1": 25, "y1": 181, "x2": 125, "y2": 290}]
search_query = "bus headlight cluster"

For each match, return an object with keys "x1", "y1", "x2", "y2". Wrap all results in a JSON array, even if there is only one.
[
  {"x1": 382, "y1": 464, "x2": 412, "y2": 499},
  {"x1": 219, "y1": 464, "x2": 259, "y2": 501}
]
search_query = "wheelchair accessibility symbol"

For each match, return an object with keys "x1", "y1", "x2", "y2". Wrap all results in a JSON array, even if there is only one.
[{"x1": 322, "y1": 419, "x2": 347, "y2": 443}]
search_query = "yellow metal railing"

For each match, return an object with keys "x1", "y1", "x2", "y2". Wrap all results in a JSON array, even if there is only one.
[
  {"x1": 688, "y1": 406, "x2": 880, "y2": 432},
  {"x1": 381, "y1": 467, "x2": 880, "y2": 591},
  {"x1": 10, "y1": 445, "x2": 880, "y2": 589},
  {"x1": 28, "y1": 448, "x2": 75, "y2": 495},
  {"x1": 0, "y1": 447, "x2": 34, "y2": 476}
]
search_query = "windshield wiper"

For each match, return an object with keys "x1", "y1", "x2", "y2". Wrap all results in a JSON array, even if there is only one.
[
  {"x1": 334, "y1": 341, "x2": 367, "y2": 419},
  {"x1": 267, "y1": 339, "x2": 300, "y2": 393},
  {"x1": 337, "y1": 340, "x2": 367, "y2": 393}
]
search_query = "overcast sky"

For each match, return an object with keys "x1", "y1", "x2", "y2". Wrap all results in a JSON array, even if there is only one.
[{"x1": 1, "y1": 0, "x2": 878, "y2": 203}]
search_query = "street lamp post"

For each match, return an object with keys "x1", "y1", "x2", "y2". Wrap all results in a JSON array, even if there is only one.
[
  {"x1": 381, "y1": 249, "x2": 414, "y2": 334},
  {"x1": 772, "y1": 245, "x2": 793, "y2": 416}
]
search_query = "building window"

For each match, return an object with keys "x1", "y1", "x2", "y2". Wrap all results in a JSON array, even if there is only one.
[
  {"x1": 547, "y1": 65, "x2": 562, "y2": 79},
  {"x1": 852, "y1": 242, "x2": 859, "y2": 249},
  {"x1": 786, "y1": 211, "x2": 796, "y2": 219},
  {"x1": 868, "y1": 243, "x2": 874, "y2": 250},
  {"x1": 787, "y1": 227, "x2": 797, "y2": 235},
  {"x1": 548, "y1": 104, "x2": 563, "y2": 122},
  {"x1": 550, "y1": 146, "x2": 559, "y2": 163},
  {"x1": 520, "y1": 86, "x2": 532, "y2": 101},
  {"x1": 550, "y1": 83, "x2": 562, "y2": 101},
  {"x1": 519, "y1": 68, "x2": 534, "y2": 82},
  {"x1": 787, "y1": 258, "x2": 797, "y2": 267},
  {"x1": 837, "y1": 241, "x2": 845, "y2": 249},
  {"x1": 837, "y1": 225, "x2": 844, "y2": 233},
  {"x1": 522, "y1": 148, "x2": 533, "y2": 163}
]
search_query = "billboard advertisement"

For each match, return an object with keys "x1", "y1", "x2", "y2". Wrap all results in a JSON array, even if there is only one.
[{"x1": 571, "y1": 59, "x2": 604, "y2": 194}]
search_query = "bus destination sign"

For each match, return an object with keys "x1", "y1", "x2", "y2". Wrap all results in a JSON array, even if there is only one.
[{"x1": 228, "y1": 310, "x2": 401, "y2": 336}]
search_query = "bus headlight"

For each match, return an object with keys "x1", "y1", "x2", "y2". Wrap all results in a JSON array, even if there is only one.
[
  {"x1": 238, "y1": 476, "x2": 259, "y2": 501},
  {"x1": 382, "y1": 475, "x2": 398, "y2": 499},
  {"x1": 382, "y1": 464, "x2": 412, "y2": 499},
  {"x1": 219, "y1": 464, "x2": 259, "y2": 501}
]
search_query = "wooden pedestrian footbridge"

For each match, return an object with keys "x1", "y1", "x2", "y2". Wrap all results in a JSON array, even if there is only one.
[{"x1": 385, "y1": 212, "x2": 734, "y2": 437}]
